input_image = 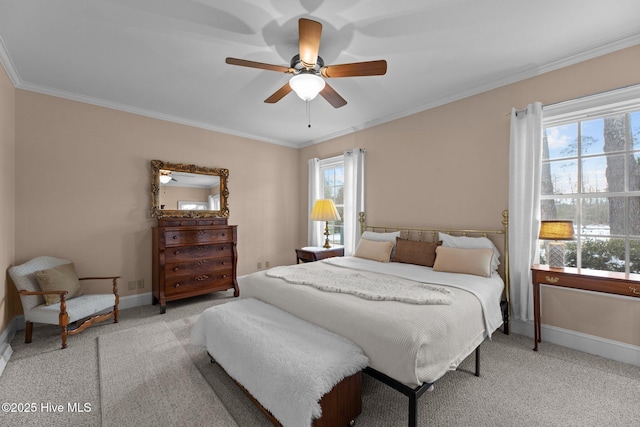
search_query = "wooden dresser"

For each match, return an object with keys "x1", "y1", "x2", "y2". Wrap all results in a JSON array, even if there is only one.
[{"x1": 152, "y1": 217, "x2": 238, "y2": 313}]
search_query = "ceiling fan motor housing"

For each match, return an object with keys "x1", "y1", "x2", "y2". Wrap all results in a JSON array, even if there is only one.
[{"x1": 291, "y1": 54, "x2": 324, "y2": 75}]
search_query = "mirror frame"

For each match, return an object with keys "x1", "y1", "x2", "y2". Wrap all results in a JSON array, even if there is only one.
[{"x1": 150, "y1": 160, "x2": 229, "y2": 218}]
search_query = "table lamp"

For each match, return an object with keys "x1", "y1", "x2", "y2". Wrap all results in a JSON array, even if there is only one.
[
  {"x1": 538, "y1": 220, "x2": 574, "y2": 268},
  {"x1": 310, "y1": 199, "x2": 341, "y2": 249}
]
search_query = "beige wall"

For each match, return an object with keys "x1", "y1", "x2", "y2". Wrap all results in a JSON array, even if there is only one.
[
  {"x1": 0, "y1": 61, "x2": 16, "y2": 334},
  {"x1": 300, "y1": 45, "x2": 640, "y2": 347},
  {"x1": 12, "y1": 90, "x2": 300, "y2": 314}
]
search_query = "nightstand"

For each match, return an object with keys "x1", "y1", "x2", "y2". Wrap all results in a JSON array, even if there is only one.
[{"x1": 295, "y1": 246, "x2": 344, "y2": 264}]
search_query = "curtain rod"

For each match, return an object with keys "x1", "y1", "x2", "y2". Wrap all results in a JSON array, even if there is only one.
[{"x1": 510, "y1": 83, "x2": 640, "y2": 117}]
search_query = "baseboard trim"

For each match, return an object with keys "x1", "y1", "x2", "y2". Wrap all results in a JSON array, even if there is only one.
[
  {"x1": 0, "y1": 292, "x2": 152, "y2": 377},
  {"x1": 510, "y1": 319, "x2": 640, "y2": 367},
  {"x1": 119, "y1": 292, "x2": 152, "y2": 310}
]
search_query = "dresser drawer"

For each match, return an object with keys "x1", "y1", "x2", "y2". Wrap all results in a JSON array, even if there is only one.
[
  {"x1": 165, "y1": 257, "x2": 233, "y2": 279},
  {"x1": 165, "y1": 228, "x2": 232, "y2": 246},
  {"x1": 164, "y1": 243, "x2": 232, "y2": 262},
  {"x1": 165, "y1": 269, "x2": 234, "y2": 296}
]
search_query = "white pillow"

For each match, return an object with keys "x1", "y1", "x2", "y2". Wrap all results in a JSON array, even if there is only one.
[
  {"x1": 361, "y1": 230, "x2": 401, "y2": 243},
  {"x1": 438, "y1": 232, "x2": 500, "y2": 271}
]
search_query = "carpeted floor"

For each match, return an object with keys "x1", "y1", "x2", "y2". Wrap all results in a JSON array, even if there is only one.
[
  {"x1": 1, "y1": 291, "x2": 639, "y2": 426},
  {"x1": 99, "y1": 321, "x2": 237, "y2": 427}
]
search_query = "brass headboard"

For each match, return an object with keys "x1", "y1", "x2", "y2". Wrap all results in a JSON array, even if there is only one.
[{"x1": 359, "y1": 210, "x2": 510, "y2": 332}]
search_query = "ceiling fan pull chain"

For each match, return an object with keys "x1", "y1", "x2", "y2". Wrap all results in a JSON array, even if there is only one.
[{"x1": 307, "y1": 100, "x2": 311, "y2": 128}]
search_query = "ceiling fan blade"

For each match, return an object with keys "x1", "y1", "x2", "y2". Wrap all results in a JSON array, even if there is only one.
[
  {"x1": 226, "y1": 57, "x2": 294, "y2": 74},
  {"x1": 264, "y1": 82, "x2": 293, "y2": 103},
  {"x1": 321, "y1": 60, "x2": 387, "y2": 78},
  {"x1": 320, "y1": 82, "x2": 347, "y2": 108},
  {"x1": 298, "y1": 18, "x2": 322, "y2": 68}
]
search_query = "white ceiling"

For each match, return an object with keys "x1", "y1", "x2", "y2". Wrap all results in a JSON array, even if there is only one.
[{"x1": 1, "y1": 0, "x2": 639, "y2": 148}]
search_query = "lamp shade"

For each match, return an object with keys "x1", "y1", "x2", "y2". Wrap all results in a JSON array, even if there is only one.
[
  {"x1": 289, "y1": 73, "x2": 326, "y2": 101},
  {"x1": 538, "y1": 220, "x2": 574, "y2": 241},
  {"x1": 310, "y1": 199, "x2": 341, "y2": 222}
]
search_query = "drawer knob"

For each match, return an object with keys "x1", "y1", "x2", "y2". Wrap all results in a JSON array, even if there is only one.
[
  {"x1": 221, "y1": 233, "x2": 225, "y2": 237},
  {"x1": 545, "y1": 275, "x2": 560, "y2": 284},
  {"x1": 630, "y1": 286, "x2": 640, "y2": 295},
  {"x1": 174, "y1": 250, "x2": 180, "y2": 255},
  {"x1": 173, "y1": 267, "x2": 180, "y2": 272},
  {"x1": 172, "y1": 235, "x2": 178, "y2": 239},
  {"x1": 175, "y1": 283, "x2": 181, "y2": 288},
  {"x1": 198, "y1": 230, "x2": 206, "y2": 235},
  {"x1": 222, "y1": 274, "x2": 227, "y2": 279},
  {"x1": 197, "y1": 260, "x2": 207, "y2": 265},
  {"x1": 195, "y1": 274, "x2": 209, "y2": 281}
]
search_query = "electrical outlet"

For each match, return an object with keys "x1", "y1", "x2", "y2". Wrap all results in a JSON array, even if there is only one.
[
  {"x1": 257, "y1": 261, "x2": 262, "y2": 270},
  {"x1": 128, "y1": 281, "x2": 136, "y2": 291},
  {"x1": 136, "y1": 279, "x2": 144, "y2": 289},
  {"x1": 265, "y1": 261, "x2": 270, "y2": 269}
]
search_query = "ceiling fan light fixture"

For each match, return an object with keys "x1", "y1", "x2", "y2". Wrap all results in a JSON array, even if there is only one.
[
  {"x1": 289, "y1": 73, "x2": 325, "y2": 101},
  {"x1": 159, "y1": 171, "x2": 172, "y2": 184}
]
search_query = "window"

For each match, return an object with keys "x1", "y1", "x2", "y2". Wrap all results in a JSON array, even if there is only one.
[
  {"x1": 319, "y1": 156, "x2": 344, "y2": 246},
  {"x1": 541, "y1": 89, "x2": 640, "y2": 273}
]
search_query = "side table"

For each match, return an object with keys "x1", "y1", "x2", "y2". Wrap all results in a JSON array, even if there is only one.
[
  {"x1": 531, "y1": 264, "x2": 640, "y2": 351},
  {"x1": 295, "y1": 246, "x2": 344, "y2": 264}
]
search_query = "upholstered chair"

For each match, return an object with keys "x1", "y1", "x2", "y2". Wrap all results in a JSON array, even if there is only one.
[{"x1": 8, "y1": 256, "x2": 119, "y2": 349}]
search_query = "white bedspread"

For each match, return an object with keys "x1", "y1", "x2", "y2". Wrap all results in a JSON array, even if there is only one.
[{"x1": 239, "y1": 256, "x2": 504, "y2": 387}]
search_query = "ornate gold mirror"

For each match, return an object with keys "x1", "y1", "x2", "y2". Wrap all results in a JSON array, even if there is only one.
[{"x1": 150, "y1": 160, "x2": 229, "y2": 218}]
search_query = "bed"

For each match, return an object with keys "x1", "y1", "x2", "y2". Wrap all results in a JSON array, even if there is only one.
[{"x1": 239, "y1": 211, "x2": 510, "y2": 426}]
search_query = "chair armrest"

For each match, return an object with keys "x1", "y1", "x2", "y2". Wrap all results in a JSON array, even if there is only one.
[{"x1": 18, "y1": 289, "x2": 68, "y2": 296}]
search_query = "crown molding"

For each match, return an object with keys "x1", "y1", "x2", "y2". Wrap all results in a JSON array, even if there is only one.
[{"x1": 2, "y1": 30, "x2": 639, "y2": 149}]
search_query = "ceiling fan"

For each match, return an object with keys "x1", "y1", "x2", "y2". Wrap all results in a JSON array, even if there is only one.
[
  {"x1": 225, "y1": 18, "x2": 387, "y2": 108},
  {"x1": 159, "y1": 170, "x2": 177, "y2": 184}
]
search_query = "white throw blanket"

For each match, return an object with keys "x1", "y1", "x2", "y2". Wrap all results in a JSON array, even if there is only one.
[
  {"x1": 266, "y1": 263, "x2": 455, "y2": 305},
  {"x1": 190, "y1": 298, "x2": 368, "y2": 427}
]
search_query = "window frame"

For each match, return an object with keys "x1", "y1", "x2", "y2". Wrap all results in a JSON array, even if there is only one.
[
  {"x1": 318, "y1": 155, "x2": 345, "y2": 247},
  {"x1": 541, "y1": 85, "x2": 640, "y2": 274}
]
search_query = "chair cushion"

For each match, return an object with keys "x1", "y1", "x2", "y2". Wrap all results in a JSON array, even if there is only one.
[
  {"x1": 28, "y1": 294, "x2": 117, "y2": 325},
  {"x1": 8, "y1": 256, "x2": 73, "y2": 314},
  {"x1": 34, "y1": 263, "x2": 83, "y2": 305}
]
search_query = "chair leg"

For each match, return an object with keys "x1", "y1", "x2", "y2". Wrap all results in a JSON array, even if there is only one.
[
  {"x1": 60, "y1": 326, "x2": 68, "y2": 349},
  {"x1": 25, "y1": 321, "x2": 33, "y2": 343}
]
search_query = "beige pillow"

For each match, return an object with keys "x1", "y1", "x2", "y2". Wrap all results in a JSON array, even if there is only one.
[
  {"x1": 391, "y1": 238, "x2": 442, "y2": 267},
  {"x1": 34, "y1": 263, "x2": 82, "y2": 305},
  {"x1": 354, "y1": 238, "x2": 395, "y2": 262},
  {"x1": 433, "y1": 246, "x2": 494, "y2": 278}
]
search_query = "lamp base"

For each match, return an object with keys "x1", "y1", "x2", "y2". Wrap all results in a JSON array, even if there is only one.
[
  {"x1": 323, "y1": 220, "x2": 332, "y2": 248},
  {"x1": 547, "y1": 242, "x2": 565, "y2": 268}
]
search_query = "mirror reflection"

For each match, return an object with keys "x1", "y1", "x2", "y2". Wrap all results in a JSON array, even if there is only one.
[{"x1": 150, "y1": 160, "x2": 229, "y2": 218}]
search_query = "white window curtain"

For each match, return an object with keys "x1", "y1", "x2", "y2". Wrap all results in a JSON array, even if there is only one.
[
  {"x1": 307, "y1": 158, "x2": 323, "y2": 247},
  {"x1": 343, "y1": 148, "x2": 365, "y2": 256},
  {"x1": 508, "y1": 102, "x2": 543, "y2": 321}
]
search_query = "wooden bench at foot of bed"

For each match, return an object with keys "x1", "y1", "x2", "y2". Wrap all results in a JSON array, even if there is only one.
[
  {"x1": 191, "y1": 298, "x2": 369, "y2": 427},
  {"x1": 212, "y1": 358, "x2": 363, "y2": 427}
]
